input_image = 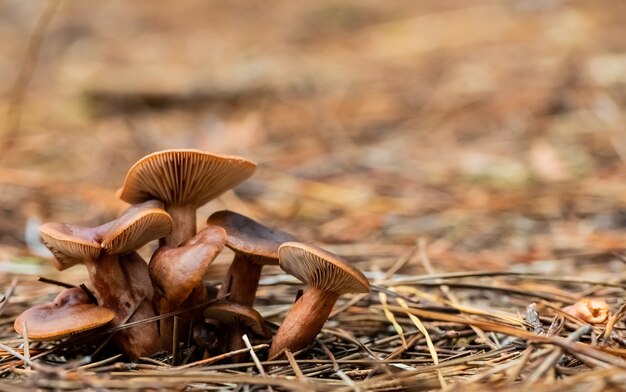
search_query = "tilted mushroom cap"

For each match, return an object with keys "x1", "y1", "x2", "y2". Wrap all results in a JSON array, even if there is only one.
[
  {"x1": 14, "y1": 287, "x2": 115, "y2": 340},
  {"x1": 150, "y1": 225, "x2": 227, "y2": 307},
  {"x1": 101, "y1": 200, "x2": 173, "y2": 255},
  {"x1": 207, "y1": 210, "x2": 296, "y2": 265},
  {"x1": 117, "y1": 149, "x2": 257, "y2": 207},
  {"x1": 39, "y1": 223, "x2": 104, "y2": 270},
  {"x1": 204, "y1": 300, "x2": 271, "y2": 338},
  {"x1": 278, "y1": 242, "x2": 370, "y2": 295}
]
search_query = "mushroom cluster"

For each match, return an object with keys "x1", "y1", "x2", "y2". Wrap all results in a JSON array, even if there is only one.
[{"x1": 15, "y1": 149, "x2": 370, "y2": 362}]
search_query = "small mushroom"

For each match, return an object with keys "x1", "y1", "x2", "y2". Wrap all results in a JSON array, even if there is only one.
[
  {"x1": 14, "y1": 287, "x2": 115, "y2": 340},
  {"x1": 204, "y1": 300, "x2": 271, "y2": 362},
  {"x1": 193, "y1": 321, "x2": 223, "y2": 357},
  {"x1": 563, "y1": 298, "x2": 609, "y2": 324},
  {"x1": 149, "y1": 225, "x2": 227, "y2": 350},
  {"x1": 207, "y1": 210, "x2": 296, "y2": 306},
  {"x1": 38, "y1": 200, "x2": 173, "y2": 358},
  {"x1": 150, "y1": 225, "x2": 227, "y2": 310},
  {"x1": 268, "y1": 242, "x2": 370, "y2": 359},
  {"x1": 117, "y1": 149, "x2": 257, "y2": 247}
]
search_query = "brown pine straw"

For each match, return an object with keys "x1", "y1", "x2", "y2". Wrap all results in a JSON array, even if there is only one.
[{"x1": 4, "y1": 268, "x2": 626, "y2": 390}]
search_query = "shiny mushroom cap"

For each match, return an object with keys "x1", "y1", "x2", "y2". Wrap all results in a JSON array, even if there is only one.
[
  {"x1": 14, "y1": 287, "x2": 115, "y2": 340},
  {"x1": 204, "y1": 300, "x2": 271, "y2": 338},
  {"x1": 278, "y1": 242, "x2": 370, "y2": 295},
  {"x1": 101, "y1": 200, "x2": 173, "y2": 255},
  {"x1": 39, "y1": 223, "x2": 106, "y2": 270},
  {"x1": 149, "y1": 225, "x2": 227, "y2": 307},
  {"x1": 117, "y1": 149, "x2": 257, "y2": 207},
  {"x1": 207, "y1": 210, "x2": 296, "y2": 265}
]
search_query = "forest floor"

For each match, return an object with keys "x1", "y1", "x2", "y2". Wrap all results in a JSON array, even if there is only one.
[{"x1": 2, "y1": 1, "x2": 626, "y2": 390}]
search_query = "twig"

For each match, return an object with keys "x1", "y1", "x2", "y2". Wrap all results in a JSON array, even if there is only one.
[
  {"x1": 527, "y1": 325, "x2": 591, "y2": 384},
  {"x1": 319, "y1": 339, "x2": 360, "y2": 391},
  {"x1": 602, "y1": 302, "x2": 626, "y2": 345},
  {"x1": 22, "y1": 321, "x2": 30, "y2": 371},
  {"x1": 171, "y1": 315, "x2": 180, "y2": 365},
  {"x1": 285, "y1": 349, "x2": 307, "y2": 383},
  {"x1": 0, "y1": 278, "x2": 18, "y2": 317},
  {"x1": 0, "y1": 343, "x2": 31, "y2": 367},
  {"x1": 242, "y1": 334, "x2": 273, "y2": 392},
  {"x1": 37, "y1": 277, "x2": 75, "y2": 289},
  {"x1": 77, "y1": 354, "x2": 123, "y2": 370},
  {"x1": 175, "y1": 344, "x2": 269, "y2": 370}
]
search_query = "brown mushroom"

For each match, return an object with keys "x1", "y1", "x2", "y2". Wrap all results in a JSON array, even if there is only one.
[
  {"x1": 38, "y1": 200, "x2": 173, "y2": 358},
  {"x1": 268, "y1": 242, "x2": 370, "y2": 359},
  {"x1": 117, "y1": 149, "x2": 257, "y2": 247},
  {"x1": 117, "y1": 150, "x2": 256, "y2": 356},
  {"x1": 207, "y1": 210, "x2": 296, "y2": 306},
  {"x1": 204, "y1": 300, "x2": 271, "y2": 362},
  {"x1": 14, "y1": 287, "x2": 115, "y2": 340},
  {"x1": 149, "y1": 225, "x2": 227, "y2": 349},
  {"x1": 192, "y1": 321, "x2": 223, "y2": 357}
]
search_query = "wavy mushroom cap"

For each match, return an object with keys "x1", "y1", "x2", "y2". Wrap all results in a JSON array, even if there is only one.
[
  {"x1": 278, "y1": 242, "x2": 370, "y2": 295},
  {"x1": 101, "y1": 200, "x2": 173, "y2": 255},
  {"x1": 204, "y1": 300, "x2": 271, "y2": 338},
  {"x1": 14, "y1": 287, "x2": 115, "y2": 340},
  {"x1": 39, "y1": 223, "x2": 104, "y2": 270},
  {"x1": 207, "y1": 210, "x2": 296, "y2": 265},
  {"x1": 117, "y1": 149, "x2": 257, "y2": 207}
]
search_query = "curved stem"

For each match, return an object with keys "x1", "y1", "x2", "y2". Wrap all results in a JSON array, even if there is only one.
[
  {"x1": 218, "y1": 254, "x2": 263, "y2": 306},
  {"x1": 155, "y1": 204, "x2": 200, "y2": 353},
  {"x1": 269, "y1": 287, "x2": 339, "y2": 359},
  {"x1": 162, "y1": 204, "x2": 196, "y2": 247}
]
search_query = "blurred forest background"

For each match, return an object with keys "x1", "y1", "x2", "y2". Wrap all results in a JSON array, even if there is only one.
[{"x1": 2, "y1": 0, "x2": 626, "y2": 282}]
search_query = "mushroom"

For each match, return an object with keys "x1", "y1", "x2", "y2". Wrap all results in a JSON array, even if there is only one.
[
  {"x1": 192, "y1": 322, "x2": 222, "y2": 357},
  {"x1": 149, "y1": 225, "x2": 227, "y2": 349},
  {"x1": 204, "y1": 300, "x2": 271, "y2": 362},
  {"x1": 14, "y1": 287, "x2": 115, "y2": 340},
  {"x1": 207, "y1": 210, "x2": 296, "y2": 306},
  {"x1": 563, "y1": 298, "x2": 609, "y2": 324},
  {"x1": 38, "y1": 200, "x2": 173, "y2": 358},
  {"x1": 268, "y1": 242, "x2": 370, "y2": 359},
  {"x1": 117, "y1": 150, "x2": 255, "y2": 354},
  {"x1": 117, "y1": 149, "x2": 257, "y2": 247}
]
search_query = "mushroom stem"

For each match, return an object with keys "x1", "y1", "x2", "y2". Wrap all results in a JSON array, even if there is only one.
[
  {"x1": 174, "y1": 283, "x2": 208, "y2": 350},
  {"x1": 155, "y1": 203, "x2": 202, "y2": 349},
  {"x1": 154, "y1": 297, "x2": 175, "y2": 351},
  {"x1": 228, "y1": 323, "x2": 247, "y2": 362},
  {"x1": 225, "y1": 322, "x2": 269, "y2": 363},
  {"x1": 163, "y1": 204, "x2": 197, "y2": 247},
  {"x1": 85, "y1": 253, "x2": 160, "y2": 358},
  {"x1": 269, "y1": 287, "x2": 339, "y2": 359},
  {"x1": 219, "y1": 254, "x2": 263, "y2": 306},
  {"x1": 150, "y1": 226, "x2": 227, "y2": 351}
]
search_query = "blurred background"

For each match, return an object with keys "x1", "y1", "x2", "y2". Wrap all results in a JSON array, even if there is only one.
[{"x1": 2, "y1": 0, "x2": 626, "y2": 283}]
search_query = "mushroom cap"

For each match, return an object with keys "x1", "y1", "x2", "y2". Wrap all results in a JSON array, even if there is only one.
[
  {"x1": 101, "y1": 200, "x2": 173, "y2": 255},
  {"x1": 204, "y1": 300, "x2": 271, "y2": 338},
  {"x1": 207, "y1": 210, "x2": 296, "y2": 265},
  {"x1": 117, "y1": 149, "x2": 257, "y2": 207},
  {"x1": 149, "y1": 225, "x2": 227, "y2": 307},
  {"x1": 14, "y1": 287, "x2": 115, "y2": 340},
  {"x1": 278, "y1": 242, "x2": 370, "y2": 295},
  {"x1": 39, "y1": 223, "x2": 104, "y2": 270}
]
